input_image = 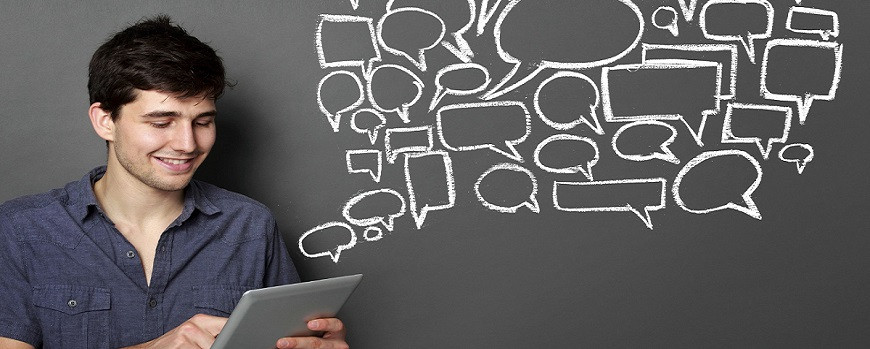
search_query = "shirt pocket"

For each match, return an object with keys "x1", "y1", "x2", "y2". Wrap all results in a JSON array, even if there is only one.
[
  {"x1": 31, "y1": 285, "x2": 111, "y2": 349},
  {"x1": 192, "y1": 285, "x2": 252, "y2": 317}
]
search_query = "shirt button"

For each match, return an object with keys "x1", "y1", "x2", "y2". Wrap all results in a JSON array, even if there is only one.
[
  {"x1": 68, "y1": 299, "x2": 77, "y2": 308},
  {"x1": 126, "y1": 250, "x2": 136, "y2": 258},
  {"x1": 148, "y1": 298, "x2": 158, "y2": 308}
]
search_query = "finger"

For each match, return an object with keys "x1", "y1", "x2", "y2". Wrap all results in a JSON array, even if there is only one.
[
  {"x1": 308, "y1": 318, "x2": 345, "y2": 334},
  {"x1": 276, "y1": 336, "x2": 348, "y2": 349},
  {"x1": 189, "y1": 313, "x2": 229, "y2": 337}
]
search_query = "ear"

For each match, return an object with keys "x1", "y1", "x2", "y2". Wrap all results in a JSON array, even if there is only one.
[{"x1": 89, "y1": 102, "x2": 115, "y2": 142}]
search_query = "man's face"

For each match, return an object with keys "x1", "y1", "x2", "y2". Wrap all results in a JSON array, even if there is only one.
[{"x1": 107, "y1": 89, "x2": 217, "y2": 192}]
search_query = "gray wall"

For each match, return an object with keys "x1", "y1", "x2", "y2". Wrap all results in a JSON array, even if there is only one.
[{"x1": 2, "y1": 1, "x2": 869, "y2": 347}]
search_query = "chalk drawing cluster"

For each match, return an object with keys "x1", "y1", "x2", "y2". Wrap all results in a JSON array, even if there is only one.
[{"x1": 302, "y1": 0, "x2": 844, "y2": 262}]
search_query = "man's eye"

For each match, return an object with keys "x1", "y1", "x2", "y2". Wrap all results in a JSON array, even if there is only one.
[
  {"x1": 195, "y1": 120, "x2": 214, "y2": 127},
  {"x1": 151, "y1": 122, "x2": 170, "y2": 128}
]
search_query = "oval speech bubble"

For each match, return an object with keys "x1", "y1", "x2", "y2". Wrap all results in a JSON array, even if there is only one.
[
  {"x1": 778, "y1": 143, "x2": 814, "y2": 174},
  {"x1": 534, "y1": 71, "x2": 602, "y2": 134},
  {"x1": 533, "y1": 134, "x2": 599, "y2": 181},
  {"x1": 351, "y1": 108, "x2": 387, "y2": 145},
  {"x1": 484, "y1": 0, "x2": 644, "y2": 99},
  {"x1": 367, "y1": 64, "x2": 425, "y2": 124},
  {"x1": 474, "y1": 163, "x2": 540, "y2": 214},
  {"x1": 317, "y1": 70, "x2": 364, "y2": 132},
  {"x1": 377, "y1": 7, "x2": 445, "y2": 71},
  {"x1": 673, "y1": 149, "x2": 763, "y2": 220},
  {"x1": 611, "y1": 120, "x2": 680, "y2": 165},
  {"x1": 653, "y1": 6, "x2": 680, "y2": 37},
  {"x1": 342, "y1": 188, "x2": 408, "y2": 231},
  {"x1": 429, "y1": 62, "x2": 491, "y2": 111},
  {"x1": 387, "y1": 0, "x2": 477, "y2": 61},
  {"x1": 298, "y1": 221, "x2": 358, "y2": 263}
]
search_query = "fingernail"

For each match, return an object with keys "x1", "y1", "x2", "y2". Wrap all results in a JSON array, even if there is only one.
[
  {"x1": 308, "y1": 320, "x2": 320, "y2": 330},
  {"x1": 277, "y1": 338, "x2": 291, "y2": 348}
]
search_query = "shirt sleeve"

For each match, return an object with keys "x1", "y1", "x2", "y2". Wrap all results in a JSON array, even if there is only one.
[
  {"x1": 0, "y1": 211, "x2": 42, "y2": 346},
  {"x1": 263, "y1": 218, "x2": 301, "y2": 287}
]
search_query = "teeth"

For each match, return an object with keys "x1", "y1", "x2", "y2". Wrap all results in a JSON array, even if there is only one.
[{"x1": 161, "y1": 158, "x2": 189, "y2": 165}]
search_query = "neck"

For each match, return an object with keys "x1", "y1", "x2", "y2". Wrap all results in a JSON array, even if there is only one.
[{"x1": 93, "y1": 164, "x2": 186, "y2": 228}]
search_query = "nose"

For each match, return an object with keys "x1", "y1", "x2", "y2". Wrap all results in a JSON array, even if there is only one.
[{"x1": 170, "y1": 123, "x2": 197, "y2": 153}]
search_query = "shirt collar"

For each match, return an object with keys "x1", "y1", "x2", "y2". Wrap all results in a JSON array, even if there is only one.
[{"x1": 68, "y1": 166, "x2": 221, "y2": 224}]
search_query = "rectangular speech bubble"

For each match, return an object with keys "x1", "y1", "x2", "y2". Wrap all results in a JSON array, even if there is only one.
[
  {"x1": 384, "y1": 125, "x2": 434, "y2": 164},
  {"x1": 436, "y1": 101, "x2": 530, "y2": 162},
  {"x1": 553, "y1": 178, "x2": 666, "y2": 229},
  {"x1": 642, "y1": 43, "x2": 738, "y2": 100}
]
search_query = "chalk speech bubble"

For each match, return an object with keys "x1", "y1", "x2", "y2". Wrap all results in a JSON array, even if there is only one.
[
  {"x1": 387, "y1": 0, "x2": 477, "y2": 61},
  {"x1": 611, "y1": 120, "x2": 680, "y2": 165},
  {"x1": 377, "y1": 7, "x2": 445, "y2": 72},
  {"x1": 316, "y1": 15, "x2": 381, "y2": 76},
  {"x1": 384, "y1": 125, "x2": 433, "y2": 164},
  {"x1": 474, "y1": 163, "x2": 540, "y2": 214},
  {"x1": 653, "y1": 6, "x2": 680, "y2": 37},
  {"x1": 760, "y1": 38, "x2": 843, "y2": 125},
  {"x1": 553, "y1": 178, "x2": 667, "y2": 230},
  {"x1": 404, "y1": 151, "x2": 456, "y2": 229},
  {"x1": 483, "y1": 0, "x2": 643, "y2": 100},
  {"x1": 642, "y1": 43, "x2": 739, "y2": 100},
  {"x1": 476, "y1": 0, "x2": 506, "y2": 35},
  {"x1": 778, "y1": 143, "x2": 814, "y2": 174},
  {"x1": 346, "y1": 149, "x2": 383, "y2": 183},
  {"x1": 363, "y1": 226, "x2": 383, "y2": 242},
  {"x1": 317, "y1": 70, "x2": 364, "y2": 132},
  {"x1": 602, "y1": 59, "x2": 722, "y2": 146},
  {"x1": 533, "y1": 71, "x2": 603, "y2": 134},
  {"x1": 367, "y1": 64, "x2": 424, "y2": 124},
  {"x1": 351, "y1": 108, "x2": 387, "y2": 145},
  {"x1": 787, "y1": 6, "x2": 839, "y2": 40},
  {"x1": 298, "y1": 221, "x2": 358, "y2": 263},
  {"x1": 437, "y1": 101, "x2": 531, "y2": 162},
  {"x1": 342, "y1": 188, "x2": 407, "y2": 231},
  {"x1": 721, "y1": 102, "x2": 792, "y2": 160},
  {"x1": 699, "y1": 0, "x2": 773, "y2": 64},
  {"x1": 533, "y1": 134, "x2": 599, "y2": 181},
  {"x1": 673, "y1": 149, "x2": 763, "y2": 220},
  {"x1": 429, "y1": 62, "x2": 491, "y2": 111}
]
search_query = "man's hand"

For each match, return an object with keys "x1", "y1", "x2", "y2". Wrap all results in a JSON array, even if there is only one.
[
  {"x1": 124, "y1": 314, "x2": 227, "y2": 349},
  {"x1": 275, "y1": 318, "x2": 349, "y2": 349}
]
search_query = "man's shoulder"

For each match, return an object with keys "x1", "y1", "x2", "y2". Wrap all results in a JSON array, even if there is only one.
[
  {"x1": 0, "y1": 187, "x2": 70, "y2": 217},
  {"x1": 190, "y1": 180, "x2": 273, "y2": 216}
]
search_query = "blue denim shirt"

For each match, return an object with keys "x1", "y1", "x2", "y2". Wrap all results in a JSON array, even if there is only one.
[{"x1": 0, "y1": 167, "x2": 300, "y2": 348}]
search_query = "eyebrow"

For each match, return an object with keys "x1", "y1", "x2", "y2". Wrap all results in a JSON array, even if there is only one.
[{"x1": 141, "y1": 110, "x2": 218, "y2": 118}]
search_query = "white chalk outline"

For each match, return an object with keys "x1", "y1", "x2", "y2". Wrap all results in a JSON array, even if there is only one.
[
  {"x1": 760, "y1": 38, "x2": 843, "y2": 125},
  {"x1": 363, "y1": 226, "x2": 384, "y2": 242},
  {"x1": 342, "y1": 188, "x2": 408, "y2": 231},
  {"x1": 386, "y1": 0, "x2": 477, "y2": 61},
  {"x1": 436, "y1": 101, "x2": 531, "y2": 162},
  {"x1": 430, "y1": 62, "x2": 491, "y2": 111},
  {"x1": 317, "y1": 70, "x2": 365, "y2": 132},
  {"x1": 601, "y1": 59, "x2": 723, "y2": 147},
  {"x1": 677, "y1": 0, "x2": 700, "y2": 22},
  {"x1": 298, "y1": 221, "x2": 358, "y2": 263},
  {"x1": 699, "y1": 0, "x2": 774, "y2": 64},
  {"x1": 404, "y1": 151, "x2": 456, "y2": 229},
  {"x1": 778, "y1": 143, "x2": 814, "y2": 174},
  {"x1": 482, "y1": 0, "x2": 644, "y2": 100},
  {"x1": 350, "y1": 108, "x2": 387, "y2": 145},
  {"x1": 652, "y1": 6, "x2": 680, "y2": 37},
  {"x1": 384, "y1": 125, "x2": 434, "y2": 164},
  {"x1": 533, "y1": 71, "x2": 603, "y2": 134},
  {"x1": 474, "y1": 163, "x2": 540, "y2": 214},
  {"x1": 611, "y1": 120, "x2": 681, "y2": 165},
  {"x1": 721, "y1": 102, "x2": 792, "y2": 160},
  {"x1": 316, "y1": 14, "x2": 381, "y2": 76},
  {"x1": 346, "y1": 149, "x2": 383, "y2": 183},
  {"x1": 786, "y1": 6, "x2": 839, "y2": 40},
  {"x1": 641, "y1": 43, "x2": 739, "y2": 100},
  {"x1": 673, "y1": 149, "x2": 763, "y2": 220},
  {"x1": 349, "y1": 0, "x2": 360, "y2": 10},
  {"x1": 377, "y1": 7, "x2": 445, "y2": 72},
  {"x1": 366, "y1": 63, "x2": 425, "y2": 124},
  {"x1": 533, "y1": 134, "x2": 599, "y2": 181},
  {"x1": 476, "y1": 0, "x2": 505, "y2": 35},
  {"x1": 552, "y1": 178, "x2": 667, "y2": 230}
]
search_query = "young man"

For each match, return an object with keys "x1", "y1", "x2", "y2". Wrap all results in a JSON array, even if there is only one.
[{"x1": 0, "y1": 16, "x2": 348, "y2": 349}]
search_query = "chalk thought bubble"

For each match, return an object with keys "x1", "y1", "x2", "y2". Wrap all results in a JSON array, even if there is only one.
[
  {"x1": 298, "y1": 221, "x2": 358, "y2": 263},
  {"x1": 534, "y1": 71, "x2": 602, "y2": 134},
  {"x1": 611, "y1": 120, "x2": 680, "y2": 165},
  {"x1": 475, "y1": 163, "x2": 540, "y2": 214},
  {"x1": 483, "y1": 0, "x2": 643, "y2": 99},
  {"x1": 317, "y1": 70, "x2": 364, "y2": 132},
  {"x1": 673, "y1": 149, "x2": 763, "y2": 220}
]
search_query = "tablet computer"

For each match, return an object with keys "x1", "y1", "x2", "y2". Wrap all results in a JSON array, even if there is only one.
[{"x1": 211, "y1": 274, "x2": 363, "y2": 349}]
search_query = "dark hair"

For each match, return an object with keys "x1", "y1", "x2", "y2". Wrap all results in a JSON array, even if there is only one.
[{"x1": 88, "y1": 15, "x2": 228, "y2": 119}]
